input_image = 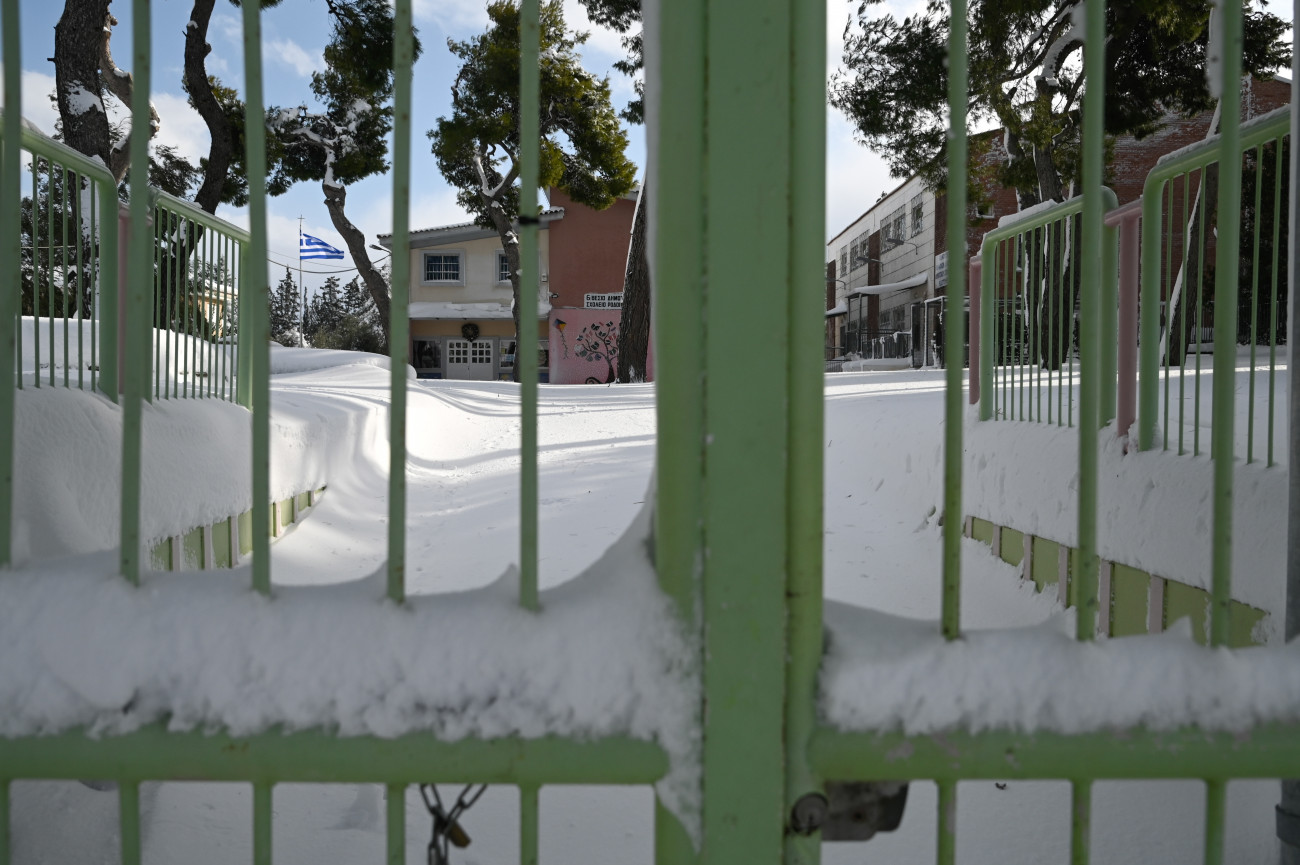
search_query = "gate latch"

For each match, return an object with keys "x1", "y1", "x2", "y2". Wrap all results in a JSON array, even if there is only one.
[{"x1": 815, "y1": 781, "x2": 910, "y2": 842}]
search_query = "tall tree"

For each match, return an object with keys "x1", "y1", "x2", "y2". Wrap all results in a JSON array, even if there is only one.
[
  {"x1": 576, "y1": 0, "x2": 650, "y2": 383},
  {"x1": 270, "y1": 268, "x2": 302, "y2": 346},
  {"x1": 267, "y1": 0, "x2": 421, "y2": 339},
  {"x1": 53, "y1": 0, "x2": 158, "y2": 183},
  {"x1": 429, "y1": 0, "x2": 637, "y2": 380},
  {"x1": 831, "y1": 0, "x2": 1288, "y2": 367}
]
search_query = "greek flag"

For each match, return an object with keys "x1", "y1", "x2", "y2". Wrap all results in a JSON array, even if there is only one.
[{"x1": 300, "y1": 232, "x2": 345, "y2": 260}]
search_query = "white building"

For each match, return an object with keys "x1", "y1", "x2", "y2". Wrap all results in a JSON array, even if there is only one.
[{"x1": 826, "y1": 175, "x2": 944, "y2": 366}]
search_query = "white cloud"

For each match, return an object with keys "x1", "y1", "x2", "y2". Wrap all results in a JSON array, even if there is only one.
[
  {"x1": 562, "y1": 0, "x2": 628, "y2": 64},
  {"x1": 412, "y1": 0, "x2": 489, "y2": 35},
  {"x1": 267, "y1": 38, "x2": 322, "y2": 79},
  {"x1": 151, "y1": 91, "x2": 212, "y2": 167},
  {"x1": 825, "y1": 108, "x2": 896, "y2": 243},
  {"x1": 2, "y1": 71, "x2": 62, "y2": 138}
]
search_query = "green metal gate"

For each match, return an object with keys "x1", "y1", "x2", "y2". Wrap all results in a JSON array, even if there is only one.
[{"x1": 2, "y1": 0, "x2": 1300, "y2": 863}]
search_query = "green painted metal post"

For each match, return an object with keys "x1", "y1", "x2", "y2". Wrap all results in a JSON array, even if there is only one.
[
  {"x1": 1075, "y1": 0, "x2": 1106, "y2": 640},
  {"x1": 387, "y1": 0, "x2": 414, "y2": 605},
  {"x1": 520, "y1": 784, "x2": 539, "y2": 865},
  {"x1": 943, "y1": 0, "x2": 968, "y2": 640},
  {"x1": 0, "y1": 779, "x2": 8, "y2": 865},
  {"x1": 1071, "y1": 779, "x2": 1092, "y2": 865},
  {"x1": 785, "y1": 0, "x2": 827, "y2": 858},
  {"x1": 1205, "y1": 778, "x2": 1226, "y2": 865},
  {"x1": 0, "y1": 0, "x2": 20, "y2": 569},
  {"x1": 650, "y1": 0, "x2": 706, "y2": 856},
  {"x1": 242, "y1": 0, "x2": 272, "y2": 596},
  {"x1": 518, "y1": 0, "x2": 540, "y2": 613},
  {"x1": 980, "y1": 249, "x2": 995, "y2": 421},
  {"x1": 1209, "y1": 0, "x2": 1243, "y2": 648},
  {"x1": 121, "y1": 0, "x2": 156, "y2": 585},
  {"x1": 386, "y1": 784, "x2": 405, "y2": 865},
  {"x1": 254, "y1": 782, "x2": 272, "y2": 865},
  {"x1": 937, "y1": 780, "x2": 957, "y2": 865},
  {"x1": 119, "y1": 782, "x2": 142, "y2": 865}
]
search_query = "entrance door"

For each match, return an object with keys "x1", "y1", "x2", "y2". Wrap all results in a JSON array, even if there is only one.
[{"x1": 445, "y1": 339, "x2": 495, "y2": 380}]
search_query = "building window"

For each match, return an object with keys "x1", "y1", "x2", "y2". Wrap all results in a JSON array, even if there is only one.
[
  {"x1": 497, "y1": 251, "x2": 511, "y2": 283},
  {"x1": 849, "y1": 241, "x2": 860, "y2": 269},
  {"x1": 423, "y1": 252, "x2": 462, "y2": 283},
  {"x1": 910, "y1": 194, "x2": 924, "y2": 236},
  {"x1": 839, "y1": 247, "x2": 848, "y2": 275}
]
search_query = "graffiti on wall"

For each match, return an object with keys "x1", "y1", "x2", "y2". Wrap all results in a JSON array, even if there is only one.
[{"x1": 549, "y1": 310, "x2": 622, "y2": 384}]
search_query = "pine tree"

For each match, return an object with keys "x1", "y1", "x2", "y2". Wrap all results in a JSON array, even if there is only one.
[
  {"x1": 270, "y1": 268, "x2": 302, "y2": 347},
  {"x1": 429, "y1": 0, "x2": 637, "y2": 380},
  {"x1": 305, "y1": 276, "x2": 346, "y2": 344}
]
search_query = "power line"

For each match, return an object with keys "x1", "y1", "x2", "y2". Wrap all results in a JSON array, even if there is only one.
[{"x1": 266, "y1": 253, "x2": 365, "y2": 275}]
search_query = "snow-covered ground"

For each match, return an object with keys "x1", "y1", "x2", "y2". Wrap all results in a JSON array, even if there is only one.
[{"x1": 5, "y1": 351, "x2": 1289, "y2": 863}]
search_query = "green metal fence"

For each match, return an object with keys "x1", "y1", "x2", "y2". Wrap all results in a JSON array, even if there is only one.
[
  {"x1": 974, "y1": 190, "x2": 1119, "y2": 428},
  {"x1": 7, "y1": 117, "x2": 119, "y2": 396},
  {"x1": 2, "y1": 0, "x2": 1300, "y2": 863},
  {"x1": 1138, "y1": 108, "x2": 1291, "y2": 464}
]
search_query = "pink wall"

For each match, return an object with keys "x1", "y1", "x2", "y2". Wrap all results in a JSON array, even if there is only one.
[{"x1": 548, "y1": 309, "x2": 623, "y2": 384}]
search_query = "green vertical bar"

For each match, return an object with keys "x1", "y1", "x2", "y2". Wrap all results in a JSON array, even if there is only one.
[
  {"x1": 76, "y1": 172, "x2": 86, "y2": 390},
  {"x1": 1247, "y1": 146, "x2": 1262, "y2": 464},
  {"x1": 937, "y1": 781, "x2": 956, "y2": 865},
  {"x1": 242, "y1": 0, "x2": 271, "y2": 596},
  {"x1": 253, "y1": 782, "x2": 272, "y2": 865},
  {"x1": 1193, "y1": 179, "x2": 1206, "y2": 456},
  {"x1": 785, "y1": 0, "x2": 825, "y2": 857},
  {"x1": 517, "y1": 0, "x2": 540, "y2": 612},
  {"x1": 1267, "y1": 137, "x2": 1283, "y2": 467},
  {"x1": 650, "y1": 0, "x2": 705, "y2": 849},
  {"x1": 651, "y1": 0, "x2": 704, "y2": 620},
  {"x1": 46, "y1": 158, "x2": 53, "y2": 386},
  {"x1": 1204, "y1": 779, "x2": 1225, "y2": 865},
  {"x1": 61, "y1": 167, "x2": 70, "y2": 387},
  {"x1": 97, "y1": 185, "x2": 117, "y2": 400},
  {"x1": 980, "y1": 241, "x2": 995, "y2": 421},
  {"x1": 1074, "y1": 0, "x2": 1105, "y2": 641},
  {"x1": 154, "y1": 209, "x2": 163, "y2": 400},
  {"x1": 1101, "y1": 210, "x2": 1118, "y2": 426},
  {"x1": 121, "y1": 0, "x2": 154, "y2": 585},
  {"x1": 386, "y1": 784, "x2": 405, "y2": 865},
  {"x1": 943, "y1": 0, "x2": 967, "y2": 641},
  {"x1": 0, "y1": 778, "x2": 8, "y2": 865},
  {"x1": 1209, "y1": 0, "x2": 1242, "y2": 647},
  {"x1": 700, "y1": 0, "x2": 792, "y2": 858},
  {"x1": 0, "y1": 0, "x2": 20, "y2": 567},
  {"x1": 520, "y1": 784, "x2": 539, "y2": 865},
  {"x1": 1140, "y1": 180, "x2": 1162, "y2": 450},
  {"x1": 237, "y1": 245, "x2": 252, "y2": 408},
  {"x1": 1071, "y1": 780, "x2": 1092, "y2": 865},
  {"x1": 387, "y1": 0, "x2": 413, "y2": 604},
  {"x1": 120, "y1": 782, "x2": 142, "y2": 865}
]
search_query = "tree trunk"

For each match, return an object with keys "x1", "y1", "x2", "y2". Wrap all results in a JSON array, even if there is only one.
[
  {"x1": 481, "y1": 191, "x2": 524, "y2": 382},
  {"x1": 322, "y1": 181, "x2": 392, "y2": 340},
  {"x1": 185, "y1": 0, "x2": 237, "y2": 215},
  {"x1": 616, "y1": 183, "x2": 649, "y2": 382},
  {"x1": 54, "y1": 0, "x2": 114, "y2": 170}
]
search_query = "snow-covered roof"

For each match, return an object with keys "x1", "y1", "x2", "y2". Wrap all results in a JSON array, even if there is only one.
[
  {"x1": 847, "y1": 271, "x2": 929, "y2": 297},
  {"x1": 409, "y1": 300, "x2": 551, "y2": 321},
  {"x1": 377, "y1": 207, "x2": 566, "y2": 242},
  {"x1": 825, "y1": 303, "x2": 848, "y2": 317}
]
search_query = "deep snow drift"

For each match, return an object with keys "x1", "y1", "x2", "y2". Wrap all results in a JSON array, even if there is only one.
[{"x1": 4, "y1": 353, "x2": 1290, "y2": 863}]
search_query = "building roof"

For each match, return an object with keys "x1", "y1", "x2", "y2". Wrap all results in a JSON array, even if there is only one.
[
  {"x1": 377, "y1": 207, "x2": 566, "y2": 245},
  {"x1": 847, "y1": 272, "x2": 929, "y2": 297}
]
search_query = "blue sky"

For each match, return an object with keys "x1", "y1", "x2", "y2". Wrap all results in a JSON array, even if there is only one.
[{"x1": 3, "y1": 0, "x2": 915, "y2": 293}]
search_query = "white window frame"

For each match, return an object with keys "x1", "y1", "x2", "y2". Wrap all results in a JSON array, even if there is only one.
[
  {"x1": 422, "y1": 250, "x2": 465, "y2": 285},
  {"x1": 497, "y1": 251, "x2": 511, "y2": 284},
  {"x1": 910, "y1": 194, "x2": 924, "y2": 236}
]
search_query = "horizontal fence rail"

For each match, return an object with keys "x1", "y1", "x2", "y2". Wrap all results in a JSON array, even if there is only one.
[{"x1": 1139, "y1": 108, "x2": 1291, "y2": 464}]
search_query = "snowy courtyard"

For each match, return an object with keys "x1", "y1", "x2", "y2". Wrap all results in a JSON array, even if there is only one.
[{"x1": 5, "y1": 349, "x2": 1293, "y2": 863}]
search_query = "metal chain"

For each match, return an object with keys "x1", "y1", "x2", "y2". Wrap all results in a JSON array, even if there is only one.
[{"x1": 420, "y1": 783, "x2": 488, "y2": 865}]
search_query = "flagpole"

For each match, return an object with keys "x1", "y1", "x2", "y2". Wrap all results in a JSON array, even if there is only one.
[{"x1": 298, "y1": 216, "x2": 306, "y2": 347}]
